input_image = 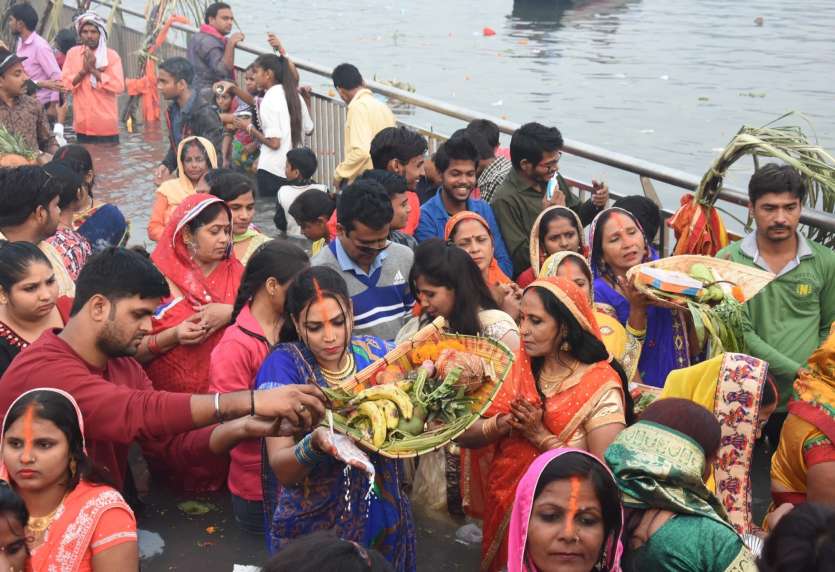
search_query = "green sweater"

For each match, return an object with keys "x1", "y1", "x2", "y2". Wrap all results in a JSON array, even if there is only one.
[{"x1": 718, "y1": 235, "x2": 835, "y2": 410}]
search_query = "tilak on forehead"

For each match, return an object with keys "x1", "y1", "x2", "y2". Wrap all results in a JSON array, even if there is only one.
[
  {"x1": 565, "y1": 475, "x2": 581, "y2": 536},
  {"x1": 312, "y1": 278, "x2": 334, "y2": 339},
  {"x1": 22, "y1": 403, "x2": 36, "y2": 460}
]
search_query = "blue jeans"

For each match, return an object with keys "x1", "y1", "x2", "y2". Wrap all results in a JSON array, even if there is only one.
[{"x1": 230, "y1": 493, "x2": 265, "y2": 536}]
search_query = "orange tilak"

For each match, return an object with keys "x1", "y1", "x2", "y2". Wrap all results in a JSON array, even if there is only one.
[
  {"x1": 312, "y1": 278, "x2": 334, "y2": 340},
  {"x1": 22, "y1": 403, "x2": 36, "y2": 460},
  {"x1": 565, "y1": 475, "x2": 581, "y2": 536}
]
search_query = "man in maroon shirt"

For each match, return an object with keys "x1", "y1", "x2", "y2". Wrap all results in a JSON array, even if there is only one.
[{"x1": 0, "y1": 247, "x2": 325, "y2": 491}]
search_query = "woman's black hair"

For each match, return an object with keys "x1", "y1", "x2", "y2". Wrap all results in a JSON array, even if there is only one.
[
  {"x1": 180, "y1": 138, "x2": 212, "y2": 172},
  {"x1": 231, "y1": 240, "x2": 309, "y2": 322},
  {"x1": 759, "y1": 503, "x2": 835, "y2": 572},
  {"x1": 262, "y1": 530, "x2": 393, "y2": 572},
  {"x1": 530, "y1": 286, "x2": 635, "y2": 425},
  {"x1": 278, "y1": 266, "x2": 351, "y2": 349},
  {"x1": 252, "y1": 53, "x2": 302, "y2": 147},
  {"x1": 3, "y1": 391, "x2": 114, "y2": 490},
  {"x1": 409, "y1": 239, "x2": 498, "y2": 336},
  {"x1": 639, "y1": 398, "x2": 721, "y2": 458},
  {"x1": 53, "y1": 144, "x2": 94, "y2": 198},
  {"x1": 590, "y1": 209, "x2": 648, "y2": 288},
  {"x1": 44, "y1": 160, "x2": 85, "y2": 210},
  {"x1": 762, "y1": 373, "x2": 778, "y2": 408},
  {"x1": 186, "y1": 201, "x2": 230, "y2": 233},
  {"x1": 209, "y1": 172, "x2": 256, "y2": 203},
  {"x1": 538, "y1": 208, "x2": 582, "y2": 253},
  {"x1": 0, "y1": 480, "x2": 28, "y2": 530},
  {"x1": 532, "y1": 453, "x2": 623, "y2": 571},
  {"x1": 0, "y1": 241, "x2": 51, "y2": 293}
]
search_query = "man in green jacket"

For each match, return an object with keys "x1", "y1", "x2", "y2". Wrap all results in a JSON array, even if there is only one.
[
  {"x1": 718, "y1": 164, "x2": 835, "y2": 446},
  {"x1": 491, "y1": 122, "x2": 608, "y2": 277}
]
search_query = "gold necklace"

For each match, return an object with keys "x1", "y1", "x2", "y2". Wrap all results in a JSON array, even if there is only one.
[
  {"x1": 321, "y1": 353, "x2": 355, "y2": 386},
  {"x1": 26, "y1": 494, "x2": 67, "y2": 536},
  {"x1": 538, "y1": 361, "x2": 578, "y2": 396}
]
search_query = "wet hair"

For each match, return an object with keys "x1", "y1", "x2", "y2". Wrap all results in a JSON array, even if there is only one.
[
  {"x1": 336, "y1": 179, "x2": 393, "y2": 232},
  {"x1": 0, "y1": 480, "x2": 28, "y2": 535},
  {"x1": 179, "y1": 138, "x2": 211, "y2": 171},
  {"x1": 467, "y1": 119, "x2": 501, "y2": 149},
  {"x1": 253, "y1": 54, "x2": 302, "y2": 147},
  {"x1": 357, "y1": 169, "x2": 407, "y2": 199},
  {"x1": 434, "y1": 136, "x2": 479, "y2": 174},
  {"x1": 4, "y1": 390, "x2": 113, "y2": 490},
  {"x1": 538, "y1": 208, "x2": 582, "y2": 253},
  {"x1": 54, "y1": 28, "x2": 78, "y2": 54},
  {"x1": 748, "y1": 163, "x2": 807, "y2": 205},
  {"x1": 590, "y1": 209, "x2": 648, "y2": 286},
  {"x1": 9, "y1": 3, "x2": 37, "y2": 31},
  {"x1": 43, "y1": 161, "x2": 85, "y2": 210},
  {"x1": 262, "y1": 530, "x2": 392, "y2": 572},
  {"x1": 510, "y1": 122, "x2": 564, "y2": 171},
  {"x1": 278, "y1": 266, "x2": 351, "y2": 345},
  {"x1": 204, "y1": 2, "x2": 231, "y2": 23},
  {"x1": 409, "y1": 240, "x2": 498, "y2": 336},
  {"x1": 0, "y1": 166, "x2": 61, "y2": 228},
  {"x1": 0, "y1": 241, "x2": 51, "y2": 293},
  {"x1": 71, "y1": 247, "x2": 170, "y2": 316},
  {"x1": 208, "y1": 171, "x2": 255, "y2": 202},
  {"x1": 530, "y1": 286, "x2": 635, "y2": 425},
  {"x1": 612, "y1": 196, "x2": 661, "y2": 243},
  {"x1": 186, "y1": 201, "x2": 229, "y2": 233},
  {"x1": 759, "y1": 503, "x2": 835, "y2": 572},
  {"x1": 288, "y1": 189, "x2": 334, "y2": 225},
  {"x1": 158, "y1": 57, "x2": 194, "y2": 86},
  {"x1": 286, "y1": 147, "x2": 318, "y2": 180},
  {"x1": 639, "y1": 398, "x2": 720, "y2": 458},
  {"x1": 369, "y1": 126, "x2": 428, "y2": 170},
  {"x1": 532, "y1": 452, "x2": 623, "y2": 572},
  {"x1": 332, "y1": 63, "x2": 363, "y2": 90},
  {"x1": 53, "y1": 144, "x2": 93, "y2": 174},
  {"x1": 231, "y1": 240, "x2": 308, "y2": 321}
]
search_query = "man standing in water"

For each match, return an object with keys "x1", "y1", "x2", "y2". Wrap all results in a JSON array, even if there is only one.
[
  {"x1": 331, "y1": 63, "x2": 396, "y2": 189},
  {"x1": 61, "y1": 12, "x2": 124, "y2": 143},
  {"x1": 0, "y1": 47, "x2": 56, "y2": 156},
  {"x1": 719, "y1": 164, "x2": 835, "y2": 446},
  {"x1": 187, "y1": 2, "x2": 244, "y2": 96}
]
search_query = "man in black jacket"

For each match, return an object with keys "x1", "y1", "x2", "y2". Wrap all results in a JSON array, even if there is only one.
[{"x1": 154, "y1": 57, "x2": 223, "y2": 184}]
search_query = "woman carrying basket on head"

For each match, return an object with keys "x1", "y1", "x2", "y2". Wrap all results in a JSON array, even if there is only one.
[{"x1": 254, "y1": 266, "x2": 415, "y2": 571}]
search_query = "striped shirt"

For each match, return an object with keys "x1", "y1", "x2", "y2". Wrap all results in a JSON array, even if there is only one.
[{"x1": 312, "y1": 239, "x2": 414, "y2": 341}]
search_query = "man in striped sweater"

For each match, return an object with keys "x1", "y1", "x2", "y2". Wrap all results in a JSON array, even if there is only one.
[{"x1": 311, "y1": 179, "x2": 414, "y2": 341}]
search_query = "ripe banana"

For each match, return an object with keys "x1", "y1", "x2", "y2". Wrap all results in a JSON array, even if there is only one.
[
  {"x1": 350, "y1": 385, "x2": 414, "y2": 420},
  {"x1": 357, "y1": 402, "x2": 387, "y2": 447},
  {"x1": 376, "y1": 399, "x2": 400, "y2": 429}
]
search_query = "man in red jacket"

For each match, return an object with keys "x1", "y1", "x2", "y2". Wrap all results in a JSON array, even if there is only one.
[{"x1": 0, "y1": 247, "x2": 325, "y2": 491}]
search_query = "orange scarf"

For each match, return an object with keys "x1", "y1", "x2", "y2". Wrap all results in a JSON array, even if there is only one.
[{"x1": 444, "y1": 211, "x2": 511, "y2": 286}]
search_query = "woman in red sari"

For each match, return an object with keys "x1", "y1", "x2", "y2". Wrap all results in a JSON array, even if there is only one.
[
  {"x1": 457, "y1": 277, "x2": 632, "y2": 571},
  {"x1": 138, "y1": 194, "x2": 243, "y2": 491}
]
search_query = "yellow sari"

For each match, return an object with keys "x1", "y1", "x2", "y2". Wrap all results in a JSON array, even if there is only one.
[{"x1": 661, "y1": 353, "x2": 769, "y2": 534}]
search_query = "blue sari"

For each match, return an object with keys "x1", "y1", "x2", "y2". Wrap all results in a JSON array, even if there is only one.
[
  {"x1": 589, "y1": 207, "x2": 690, "y2": 387},
  {"x1": 255, "y1": 336, "x2": 416, "y2": 572}
]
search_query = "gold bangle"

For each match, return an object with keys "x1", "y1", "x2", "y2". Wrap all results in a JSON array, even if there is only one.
[
  {"x1": 536, "y1": 434, "x2": 558, "y2": 451},
  {"x1": 626, "y1": 323, "x2": 647, "y2": 339}
]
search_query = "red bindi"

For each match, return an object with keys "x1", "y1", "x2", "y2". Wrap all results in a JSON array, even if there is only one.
[
  {"x1": 21, "y1": 403, "x2": 35, "y2": 460},
  {"x1": 312, "y1": 278, "x2": 334, "y2": 340}
]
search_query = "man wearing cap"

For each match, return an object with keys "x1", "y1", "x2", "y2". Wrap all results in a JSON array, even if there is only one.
[
  {"x1": 0, "y1": 47, "x2": 57, "y2": 157},
  {"x1": 61, "y1": 12, "x2": 124, "y2": 143}
]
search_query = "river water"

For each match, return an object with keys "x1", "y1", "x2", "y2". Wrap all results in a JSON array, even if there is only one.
[{"x1": 98, "y1": 0, "x2": 835, "y2": 244}]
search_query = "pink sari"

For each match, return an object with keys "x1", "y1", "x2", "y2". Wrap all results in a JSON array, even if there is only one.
[{"x1": 507, "y1": 448, "x2": 624, "y2": 572}]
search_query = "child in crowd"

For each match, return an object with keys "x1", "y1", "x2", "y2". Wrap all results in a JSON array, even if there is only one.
[
  {"x1": 214, "y1": 88, "x2": 236, "y2": 166},
  {"x1": 229, "y1": 65, "x2": 262, "y2": 174},
  {"x1": 274, "y1": 147, "x2": 329, "y2": 237},
  {"x1": 52, "y1": 28, "x2": 77, "y2": 69},
  {"x1": 288, "y1": 187, "x2": 335, "y2": 257}
]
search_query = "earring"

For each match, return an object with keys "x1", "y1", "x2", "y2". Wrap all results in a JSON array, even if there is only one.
[
  {"x1": 561, "y1": 340, "x2": 571, "y2": 351},
  {"x1": 69, "y1": 459, "x2": 77, "y2": 479}
]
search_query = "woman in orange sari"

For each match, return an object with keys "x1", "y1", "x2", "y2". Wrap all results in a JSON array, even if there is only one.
[
  {"x1": 1, "y1": 388, "x2": 137, "y2": 571},
  {"x1": 445, "y1": 211, "x2": 521, "y2": 320},
  {"x1": 457, "y1": 277, "x2": 633, "y2": 571}
]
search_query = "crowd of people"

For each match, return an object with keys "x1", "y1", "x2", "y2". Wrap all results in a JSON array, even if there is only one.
[{"x1": 0, "y1": 1, "x2": 832, "y2": 571}]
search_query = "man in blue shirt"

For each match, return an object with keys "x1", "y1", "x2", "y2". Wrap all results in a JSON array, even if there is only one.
[
  {"x1": 312, "y1": 179, "x2": 414, "y2": 341},
  {"x1": 415, "y1": 136, "x2": 513, "y2": 276}
]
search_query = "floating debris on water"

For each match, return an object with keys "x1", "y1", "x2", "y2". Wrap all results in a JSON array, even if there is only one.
[
  {"x1": 482, "y1": 27, "x2": 496, "y2": 37},
  {"x1": 739, "y1": 91, "x2": 766, "y2": 98},
  {"x1": 177, "y1": 500, "x2": 218, "y2": 516},
  {"x1": 138, "y1": 530, "x2": 165, "y2": 559},
  {"x1": 754, "y1": 16, "x2": 764, "y2": 26}
]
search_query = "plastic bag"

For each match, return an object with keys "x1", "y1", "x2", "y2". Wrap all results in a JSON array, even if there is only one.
[{"x1": 411, "y1": 449, "x2": 448, "y2": 511}]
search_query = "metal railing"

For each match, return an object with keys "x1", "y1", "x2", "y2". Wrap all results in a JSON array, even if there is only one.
[{"x1": 52, "y1": 0, "x2": 835, "y2": 253}]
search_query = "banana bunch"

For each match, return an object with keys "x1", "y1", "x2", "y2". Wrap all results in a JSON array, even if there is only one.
[
  {"x1": 686, "y1": 263, "x2": 746, "y2": 358},
  {"x1": 345, "y1": 385, "x2": 415, "y2": 447}
]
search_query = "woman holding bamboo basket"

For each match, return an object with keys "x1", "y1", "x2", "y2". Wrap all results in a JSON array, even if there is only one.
[
  {"x1": 254, "y1": 266, "x2": 415, "y2": 570},
  {"x1": 456, "y1": 276, "x2": 633, "y2": 571}
]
